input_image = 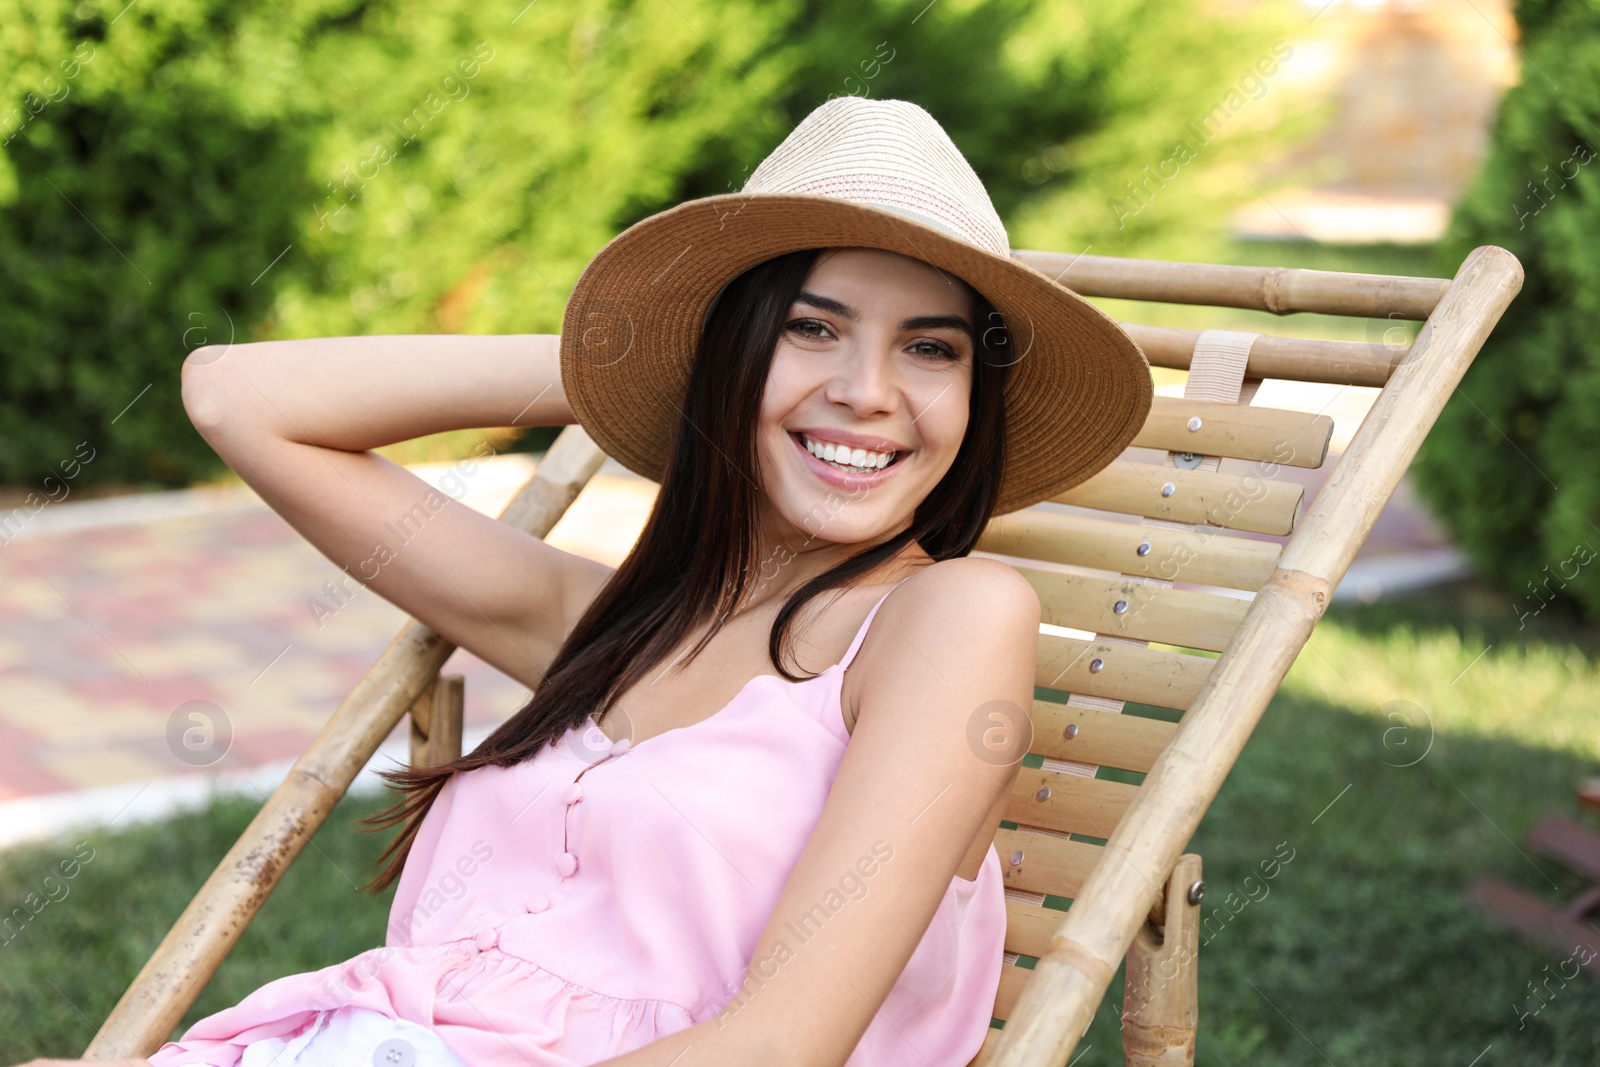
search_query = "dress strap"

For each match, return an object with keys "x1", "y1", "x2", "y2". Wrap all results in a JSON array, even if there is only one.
[{"x1": 837, "y1": 576, "x2": 913, "y2": 673}]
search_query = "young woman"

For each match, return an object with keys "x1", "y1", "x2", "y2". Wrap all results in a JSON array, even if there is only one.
[{"x1": 20, "y1": 97, "x2": 1150, "y2": 1067}]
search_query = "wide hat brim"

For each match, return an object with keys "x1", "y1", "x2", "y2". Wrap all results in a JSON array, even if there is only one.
[{"x1": 559, "y1": 192, "x2": 1152, "y2": 517}]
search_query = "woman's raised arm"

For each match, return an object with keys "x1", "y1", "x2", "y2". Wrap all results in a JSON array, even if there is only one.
[
  {"x1": 181, "y1": 333, "x2": 613, "y2": 692},
  {"x1": 181, "y1": 333, "x2": 573, "y2": 451}
]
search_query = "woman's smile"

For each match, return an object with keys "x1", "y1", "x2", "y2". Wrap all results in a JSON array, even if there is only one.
[{"x1": 788, "y1": 429, "x2": 911, "y2": 491}]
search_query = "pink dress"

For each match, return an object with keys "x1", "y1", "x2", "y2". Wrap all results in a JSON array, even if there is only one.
[{"x1": 148, "y1": 584, "x2": 1007, "y2": 1066}]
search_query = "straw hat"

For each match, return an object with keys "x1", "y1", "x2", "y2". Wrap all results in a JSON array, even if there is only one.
[{"x1": 558, "y1": 96, "x2": 1152, "y2": 517}]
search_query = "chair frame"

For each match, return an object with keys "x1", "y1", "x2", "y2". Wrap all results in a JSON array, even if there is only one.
[{"x1": 83, "y1": 244, "x2": 1524, "y2": 1065}]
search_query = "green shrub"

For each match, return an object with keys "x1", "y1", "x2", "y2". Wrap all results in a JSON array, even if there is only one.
[
  {"x1": 1415, "y1": 0, "x2": 1600, "y2": 621},
  {"x1": 0, "y1": 0, "x2": 318, "y2": 488}
]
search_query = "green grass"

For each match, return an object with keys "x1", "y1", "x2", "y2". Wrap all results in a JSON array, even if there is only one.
[
  {"x1": 0, "y1": 792, "x2": 400, "y2": 1063},
  {"x1": 4, "y1": 577, "x2": 1598, "y2": 1064},
  {"x1": 1070, "y1": 577, "x2": 1600, "y2": 1066}
]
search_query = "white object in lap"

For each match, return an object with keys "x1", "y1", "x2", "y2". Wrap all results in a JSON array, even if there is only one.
[{"x1": 240, "y1": 1005, "x2": 467, "y2": 1067}]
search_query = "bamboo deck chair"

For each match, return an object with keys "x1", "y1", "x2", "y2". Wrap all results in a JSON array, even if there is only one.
[{"x1": 85, "y1": 244, "x2": 1523, "y2": 1065}]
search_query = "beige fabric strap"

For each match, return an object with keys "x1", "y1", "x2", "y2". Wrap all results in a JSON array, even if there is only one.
[
  {"x1": 1158, "y1": 329, "x2": 1263, "y2": 474},
  {"x1": 1177, "y1": 329, "x2": 1263, "y2": 404}
]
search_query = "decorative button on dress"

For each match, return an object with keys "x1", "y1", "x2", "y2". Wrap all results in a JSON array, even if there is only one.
[{"x1": 148, "y1": 584, "x2": 1007, "y2": 1066}]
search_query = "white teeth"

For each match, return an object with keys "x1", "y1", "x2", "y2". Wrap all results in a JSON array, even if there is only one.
[{"x1": 800, "y1": 434, "x2": 895, "y2": 473}]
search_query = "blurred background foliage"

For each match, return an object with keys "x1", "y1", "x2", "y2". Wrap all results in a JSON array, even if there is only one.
[
  {"x1": 1415, "y1": 0, "x2": 1600, "y2": 618},
  {"x1": 0, "y1": 0, "x2": 1281, "y2": 487}
]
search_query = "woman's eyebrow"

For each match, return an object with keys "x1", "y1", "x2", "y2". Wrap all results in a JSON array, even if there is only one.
[
  {"x1": 900, "y1": 313, "x2": 974, "y2": 333},
  {"x1": 794, "y1": 291, "x2": 973, "y2": 333},
  {"x1": 795, "y1": 291, "x2": 857, "y2": 321}
]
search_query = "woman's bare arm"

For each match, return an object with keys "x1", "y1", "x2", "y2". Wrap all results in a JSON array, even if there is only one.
[
  {"x1": 182, "y1": 333, "x2": 613, "y2": 691},
  {"x1": 183, "y1": 333, "x2": 572, "y2": 451}
]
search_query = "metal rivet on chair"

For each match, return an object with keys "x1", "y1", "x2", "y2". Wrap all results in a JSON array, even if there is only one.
[
  {"x1": 1113, "y1": 599, "x2": 1128, "y2": 615},
  {"x1": 1009, "y1": 849, "x2": 1024, "y2": 866},
  {"x1": 1036, "y1": 785, "x2": 1052, "y2": 802},
  {"x1": 1136, "y1": 540, "x2": 1151, "y2": 556},
  {"x1": 1089, "y1": 657, "x2": 1104, "y2": 673},
  {"x1": 1187, "y1": 416, "x2": 1203, "y2": 432},
  {"x1": 1174, "y1": 450, "x2": 1203, "y2": 470},
  {"x1": 1063, "y1": 722, "x2": 1079, "y2": 740},
  {"x1": 1187, "y1": 880, "x2": 1206, "y2": 905},
  {"x1": 1160, "y1": 481, "x2": 1176, "y2": 497}
]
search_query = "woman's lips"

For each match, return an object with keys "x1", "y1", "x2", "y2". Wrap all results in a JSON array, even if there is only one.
[{"x1": 790, "y1": 432, "x2": 907, "y2": 492}]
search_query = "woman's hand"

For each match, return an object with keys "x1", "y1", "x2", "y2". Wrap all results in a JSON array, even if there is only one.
[{"x1": 10, "y1": 1059, "x2": 153, "y2": 1066}]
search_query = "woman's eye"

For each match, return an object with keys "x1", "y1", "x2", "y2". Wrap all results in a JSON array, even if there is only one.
[
  {"x1": 911, "y1": 339, "x2": 962, "y2": 361},
  {"x1": 785, "y1": 318, "x2": 832, "y2": 339}
]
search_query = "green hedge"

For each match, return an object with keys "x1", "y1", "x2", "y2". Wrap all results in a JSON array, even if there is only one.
[
  {"x1": 1416, "y1": 0, "x2": 1600, "y2": 620},
  {"x1": 1, "y1": 0, "x2": 1268, "y2": 492}
]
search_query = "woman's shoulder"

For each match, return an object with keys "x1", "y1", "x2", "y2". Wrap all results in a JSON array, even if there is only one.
[
  {"x1": 851, "y1": 556, "x2": 1036, "y2": 681},
  {"x1": 891, "y1": 555, "x2": 1039, "y2": 613},
  {"x1": 839, "y1": 556, "x2": 1041, "y2": 732}
]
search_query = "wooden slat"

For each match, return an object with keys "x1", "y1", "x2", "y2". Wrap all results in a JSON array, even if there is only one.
[
  {"x1": 1054, "y1": 462, "x2": 1303, "y2": 536},
  {"x1": 994, "y1": 962, "x2": 1033, "y2": 1019},
  {"x1": 1134, "y1": 396, "x2": 1332, "y2": 469},
  {"x1": 1036, "y1": 634, "x2": 1217, "y2": 712},
  {"x1": 1001, "y1": 890, "x2": 1182, "y2": 972},
  {"x1": 408, "y1": 674, "x2": 464, "y2": 768},
  {"x1": 981, "y1": 510, "x2": 1282, "y2": 591},
  {"x1": 1119, "y1": 321, "x2": 1404, "y2": 388},
  {"x1": 1005, "y1": 898, "x2": 1072, "y2": 960},
  {"x1": 1013, "y1": 249, "x2": 1449, "y2": 319},
  {"x1": 1580, "y1": 778, "x2": 1600, "y2": 815},
  {"x1": 1527, "y1": 814, "x2": 1600, "y2": 885},
  {"x1": 1029, "y1": 701, "x2": 1176, "y2": 774},
  {"x1": 1470, "y1": 877, "x2": 1600, "y2": 975},
  {"x1": 995, "y1": 827, "x2": 1106, "y2": 898},
  {"x1": 1019, "y1": 567, "x2": 1250, "y2": 654},
  {"x1": 1004, "y1": 768, "x2": 1139, "y2": 838}
]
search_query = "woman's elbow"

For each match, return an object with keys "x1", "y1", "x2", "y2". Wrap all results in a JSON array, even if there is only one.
[{"x1": 181, "y1": 345, "x2": 242, "y2": 436}]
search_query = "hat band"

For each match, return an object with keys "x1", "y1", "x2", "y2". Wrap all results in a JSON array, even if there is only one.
[{"x1": 857, "y1": 199, "x2": 994, "y2": 250}]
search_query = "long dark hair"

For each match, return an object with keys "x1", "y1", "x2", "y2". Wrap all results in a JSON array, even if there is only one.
[{"x1": 360, "y1": 246, "x2": 1017, "y2": 891}]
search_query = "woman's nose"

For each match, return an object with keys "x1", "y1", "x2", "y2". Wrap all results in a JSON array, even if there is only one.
[{"x1": 825, "y1": 340, "x2": 898, "y2": 413}]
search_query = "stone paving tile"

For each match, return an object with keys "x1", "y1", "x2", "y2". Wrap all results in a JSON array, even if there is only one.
[
  {"x1": 0, "y1": 718, "x2": 72, "y2": 797},
  {"x1": 0, "y1": 676, "x2": 112, "y2": 737},
  {"x1": 36, "y1": 747, "x2": 170, "y2": 792}
]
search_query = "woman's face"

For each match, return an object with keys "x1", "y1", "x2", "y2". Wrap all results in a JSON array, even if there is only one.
[{"x1": 756, "y1": 247, "x2": 976, "y2": 549}]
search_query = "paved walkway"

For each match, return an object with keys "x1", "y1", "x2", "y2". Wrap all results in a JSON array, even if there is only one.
[
  {"x1": 0, "y1": 454, "x2": 655, "y2": 827},
  {"x1": 0, "y1": 380, "x2": 1462, "y2": 843}
]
